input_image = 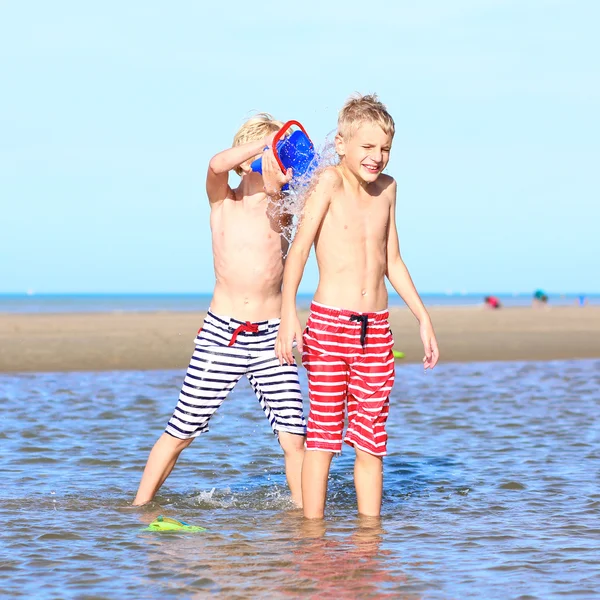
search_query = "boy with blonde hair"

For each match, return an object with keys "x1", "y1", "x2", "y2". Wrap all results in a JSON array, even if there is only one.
[
  {"x1": 134, "y1": 114, "x2": 306, "y2": 507},
  {"x1": 276, "y1": 94, "x2": 439, "y2": 519}
]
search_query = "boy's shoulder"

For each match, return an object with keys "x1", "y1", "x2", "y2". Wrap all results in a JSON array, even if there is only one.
[
  {"x1": 306, "y1": 166, "x2": 343, "y2": 202},
  {"x1": 318, "y1": 165, "x2": 344, "y2": 188}
]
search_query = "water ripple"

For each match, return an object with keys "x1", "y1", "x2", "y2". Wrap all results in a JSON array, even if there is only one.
[{"x1": 0, "y1": 360, "x2": 599, "y2": 598}]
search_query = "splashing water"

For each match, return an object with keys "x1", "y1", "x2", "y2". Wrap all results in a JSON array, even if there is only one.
[{"x1": 268, "y1": 132, "x2": 339, "y2": 250}]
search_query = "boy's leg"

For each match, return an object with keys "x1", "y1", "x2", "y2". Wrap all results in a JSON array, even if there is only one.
[
  {"x1": 345, "y1": 391, "x2": 392, "y2": 516},
  {"x1": 344, "y1": 321, "x2": 395, "y2": 516},
  {"x1": 133, "y1": 433, "x2": 193, "y2": 505},
  {"x1": 301, "y1": 334, "x2": 349, "y2": 518},
  {"x1": 354, "y1": 446, "x2": 383, "y2": 517},
  {"x1": 278, "y1": 432, "x2": 305, "y2": 507},
  {"x1": 302, "y1": 450, "x2": 334, "y2": 519},
  {"x1": 246, "y1": 353, "x2": 306, "y2": 507},
  {"x1": 132, "y1": 336, "x2": 244, "y2": 505}
]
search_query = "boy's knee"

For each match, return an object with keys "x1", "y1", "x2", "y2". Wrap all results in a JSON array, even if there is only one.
[
  {"x1": 278, "y1": 431, "x2": 305, "y2": 455},
  {"x1": 160, "y1": 432, "x2": 194, "y2": 453},
  {"x1": 355, "y1": 447, "x2": 383, "y2": 467}
]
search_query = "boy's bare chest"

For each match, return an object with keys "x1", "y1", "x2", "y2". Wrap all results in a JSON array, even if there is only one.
[
  {"x1": 326, "y1": 197, "x2": 390, "y2": 241},
  {"x1": 211, "y1": 202, "x2": 281, "y2": 243}
]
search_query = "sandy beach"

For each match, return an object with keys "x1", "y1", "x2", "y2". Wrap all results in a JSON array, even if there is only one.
[{"x1": 1, "y1": 306, "x2": 599, "y2": 373}]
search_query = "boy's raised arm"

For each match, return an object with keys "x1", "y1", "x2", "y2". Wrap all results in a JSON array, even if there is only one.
[
  {"x1": 385, "y1": 182, "x2": 440, "y2": 369},
  {"x1": 205, "y1": 135, "x2": 275, "y2": 204},
  {"x1": 275, "y1": 168, "x2": 340, "y2": 365}
]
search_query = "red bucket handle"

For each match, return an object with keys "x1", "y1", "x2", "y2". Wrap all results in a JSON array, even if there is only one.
[{"x1": 271, "y1": 120, "x2": 312, "y2": 173}]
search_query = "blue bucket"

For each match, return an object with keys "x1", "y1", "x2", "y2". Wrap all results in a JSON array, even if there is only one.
[{"x1": 251, "y1": 121, "x2": 316, "y2": 185}]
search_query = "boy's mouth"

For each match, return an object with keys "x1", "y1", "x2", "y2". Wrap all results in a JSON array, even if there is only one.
[{"x1": 362, "y1": 163, "x2": 380, "y2": 174}]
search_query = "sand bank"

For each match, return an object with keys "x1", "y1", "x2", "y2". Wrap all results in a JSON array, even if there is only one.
[{"x1": 1, "y1": 307, "x2": 599, "y2": 373}]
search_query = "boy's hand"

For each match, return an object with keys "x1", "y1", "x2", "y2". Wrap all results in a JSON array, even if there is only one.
[
  {"x1": 275, "y1": 313, "x2": 303, "y2": 365},
  {"x1": 262, "y1": 148, "x2": 292, "y2": 197},
  {"x1": 420, "y1": 319, "x2": 440, "y2": 371}
]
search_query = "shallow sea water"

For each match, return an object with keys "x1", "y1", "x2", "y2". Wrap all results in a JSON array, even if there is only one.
[{"x1": 1, "y1": 359, "x2": 599, "y2": 599}]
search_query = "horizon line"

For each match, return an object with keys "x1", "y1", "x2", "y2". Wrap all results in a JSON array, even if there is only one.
[{"x1": 0, "y1": 291, "x2": 597, "y2": 297}]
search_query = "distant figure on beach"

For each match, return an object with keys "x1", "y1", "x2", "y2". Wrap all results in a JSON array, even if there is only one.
[
  {"x1": 533, "y1": 289, "x2": 549, "y2": 308},
  {"x1": 577, "y1": 295, "x2": 587, "y2": 307},
  {"x1": 275, "y1": 94, "x2": 439, "y2": 519},
  {"x1": 484, "y1": 295, "x2": 501, "y2": 310},
  {"x1": 133, "y1": 114, "x2": 306, "y2": 507}
]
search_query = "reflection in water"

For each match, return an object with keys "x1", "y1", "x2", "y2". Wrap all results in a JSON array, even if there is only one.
[
  {"x1": 288, "y1": 516, "x2": 419, "y2": 599},
  {"x1": 137, "y1": 512, "x2": 419, "y2": 598}
]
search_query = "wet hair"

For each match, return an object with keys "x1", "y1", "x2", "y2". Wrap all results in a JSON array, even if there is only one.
[
  {"x1": 338, "y1": 93, "x2": 395, "y2": 140},
  {"x1": 232, "y1": 113, "x2": 284, "y2": 176}
]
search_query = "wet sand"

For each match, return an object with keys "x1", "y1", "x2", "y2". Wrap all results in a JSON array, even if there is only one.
[{"x1": 1, "y1": 306, "x2": 599, "y2": 373}]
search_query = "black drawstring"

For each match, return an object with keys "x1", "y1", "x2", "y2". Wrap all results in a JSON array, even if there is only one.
[{"x1": 350, "y1": 314, "x2": 368, "y2": 347}]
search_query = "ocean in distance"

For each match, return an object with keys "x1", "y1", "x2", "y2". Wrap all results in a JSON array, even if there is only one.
[{"x1": 1, "y1": 292, "x2": 597, "y2": 314}]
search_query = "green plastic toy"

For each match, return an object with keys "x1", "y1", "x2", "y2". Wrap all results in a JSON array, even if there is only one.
[
  {"x1": 142, "y1": 515, "x2": 206, "y2": 533},
  {"x1": 392, "y1": 350, "x2": 405, "y2": 359}
]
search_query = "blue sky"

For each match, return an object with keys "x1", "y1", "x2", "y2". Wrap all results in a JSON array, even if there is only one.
[{"x1": 1, "y1": 0, "x2": 598, "y2": 294}]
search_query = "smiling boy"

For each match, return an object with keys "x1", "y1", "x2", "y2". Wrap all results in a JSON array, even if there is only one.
[{"x1": 275, "y1": 94, "x2": 439, "y2": 518}]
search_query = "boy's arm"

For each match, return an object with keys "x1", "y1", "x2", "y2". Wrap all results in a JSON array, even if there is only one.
[
  {"x1": 206, "y1": 136, "x2": 275, "y2": 204},
  {"x1": 275, "y1": 168, "x2": 339, "y2": 365},
  {"x1": 386, "y1": 181, "x2": 440, "y2": 370}
]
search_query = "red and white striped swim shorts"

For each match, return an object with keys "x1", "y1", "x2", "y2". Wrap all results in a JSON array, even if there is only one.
[{"x1": 302, "y1": 301, "x2": 396, "y2": 457}]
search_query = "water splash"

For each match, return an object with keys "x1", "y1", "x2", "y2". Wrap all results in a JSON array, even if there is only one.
[
  {"x1": 191, "y1": 484, "x2": 294, "y2": 510},
  {"x1": 269, "y1": 132, "x2": 339, "y2": 250},
  {"x1": 194, "y1": 487, "x2": 217, "y2": 503}
]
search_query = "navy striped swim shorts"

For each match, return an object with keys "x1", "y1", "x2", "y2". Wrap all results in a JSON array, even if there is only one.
[{"x1": 165, "y1": 310, "x2": 306, "y2": 440}]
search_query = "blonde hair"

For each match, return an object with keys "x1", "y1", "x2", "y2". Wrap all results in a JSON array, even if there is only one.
[
  {"x1": 337, "y1": 93, "x2": 395, "y2": 140},
  {"x1": 232, "y1": 113, "x2": 284, "y2": 176}
]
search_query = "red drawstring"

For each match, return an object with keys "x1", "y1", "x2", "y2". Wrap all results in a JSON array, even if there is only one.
[{"x1": 228, "y1": 321, "x2": 259, "y2": 346}]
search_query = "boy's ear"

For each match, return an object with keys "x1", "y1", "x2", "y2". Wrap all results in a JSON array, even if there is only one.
[
  {"x1": 334, "y1": 133, "x2": 345, "y2": 157},
  {"x1": 239, "y1": 158, "x2": 253, "y2": 174}
]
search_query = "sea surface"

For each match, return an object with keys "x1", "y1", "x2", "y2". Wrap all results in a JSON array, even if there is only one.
[
  {"x1": 0, "y1": 293, "x2": 598, "y2": 314},
  {"x1": 1, "y1": 359, "x2": 599, "y2": 598}
]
